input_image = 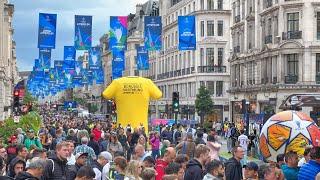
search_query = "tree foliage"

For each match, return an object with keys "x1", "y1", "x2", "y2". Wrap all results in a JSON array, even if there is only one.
[
  {"x1": 195, "y1": 86, "x2": 214, "y2": 124},
  {"x1": 23, "y1": 90, "x2": 37, "y2": 105},
  {"x1": 0, "y1": 112, "x2": 42, "y2": 143}
]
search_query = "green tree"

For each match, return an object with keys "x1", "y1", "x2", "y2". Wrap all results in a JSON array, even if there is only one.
[
  {"x1": 88, "y1": 104, "x2": 98, "y2": 113},
  {"x1": 195, "y1": 86, "x2": 214, "y2": 124},
  {"x1": 23, "y1": 91, "x2": 36, "y2": 105}
]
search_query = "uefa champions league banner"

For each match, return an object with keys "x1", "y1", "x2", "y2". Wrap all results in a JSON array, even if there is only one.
[
  {"x1": 48, "y1": 68, "x2": 56, "y2": 83},
  {"x1": 38, "y1": 13, "x2": 57, "y2": 49},
  {"x1": 75, "y1": 15, "x2": 92, "y2": 50},
  {"x1": 112, "y1": 50, "x2": 125, "y2": 80},
  {"x1": 64, "y1": 46, "x2": 76, "y2": 61},
  {"x1": 63, "y1": 60, "x2": 75, "y2": 88},
  {"x1": 34, "y1": 59, "x2": 41, "y2": 71},
  {"x1": 178, "y1": 16, "x2": 196, "y2": 50},
  {"x1": 39, "y1": 48, "x2": 51, "y2": 71},
  {"x1": 74, "y1": 61, "x2": 83, "y2": 87},
  {"x1": 137, "y1": 46, "x2": 149, "y2": 70},
  {"x1": 109, "y1": 16, "x2": 128, "y2": 51},
  {"x1": 93, "y1": 67, "x2": 104, "y2": 85},
  {"x1": 89, "y1": 47, "x2": 102, "y2": 70},
  {"x1": 54, "y1": 60, "x2": 63, "y2": 69},
  {"x1": 144, "y1": 16, "x2": 162, "y2": 51}
]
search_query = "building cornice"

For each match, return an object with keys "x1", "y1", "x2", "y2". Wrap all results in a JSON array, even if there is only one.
[
  {"x1": 281, "y1": 2, "x2": 304, "y2": 9},
  {"x1": 259, "y1": 5, "x2": 279, "y2": 17}
]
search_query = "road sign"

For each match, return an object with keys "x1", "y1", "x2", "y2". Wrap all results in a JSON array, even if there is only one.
[{"x1": 13, "y1": 116, "x2": 20, "y2": 123}]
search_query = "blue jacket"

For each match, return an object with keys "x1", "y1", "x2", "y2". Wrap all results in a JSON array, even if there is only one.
[{"x1": 298, "y1": 160, "x2": 320, "y2": 180}]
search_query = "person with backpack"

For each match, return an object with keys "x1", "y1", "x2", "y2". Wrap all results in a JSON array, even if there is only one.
[
  {"x1": 43, "y1": 141, "x2": 70, "y2": 180},
  {"x1": 176, "y1": 133, "x2": 196, "y2": 159}
]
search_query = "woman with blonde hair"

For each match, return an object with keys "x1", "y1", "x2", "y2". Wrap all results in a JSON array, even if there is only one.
[
  {"x1": 138, "y1": 135, "x2": 146, "y2": 149},
  {"x1": 124, "y1": 160, "x2": 143, "y2": 180}
]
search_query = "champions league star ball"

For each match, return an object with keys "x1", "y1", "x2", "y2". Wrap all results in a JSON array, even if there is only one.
[{"x1": 259, "y1": 110, "x2": 320, "y2": 162}]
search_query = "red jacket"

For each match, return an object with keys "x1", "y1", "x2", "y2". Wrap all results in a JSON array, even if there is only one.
[
  {"x1": 92, "y1": 128, "x2": 102, "y2": 141},
  {"x1": 155, "y1": 159, "x2": 169, "y2": 180}
]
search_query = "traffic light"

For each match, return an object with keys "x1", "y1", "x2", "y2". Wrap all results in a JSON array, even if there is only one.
[
  {"x1": 13, "y1": 90, "x2": 20, "y2": 115},
  {"x1": 172, "y1": 92, "x2": 179, "y2": 112}
]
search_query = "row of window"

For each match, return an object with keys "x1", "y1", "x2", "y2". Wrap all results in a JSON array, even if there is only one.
[
  {"x1": 158, "y1": 80, "x2": 224, "y2": 99},
  {"x1": 148, "y1": 47, "x2": 225, "y2": 76},
  {"x1": 164, "y1": 20, "x2": 224, "y2": 50},
  {"x1": 166, "y1": 0, "x2": 224, "y2": 26},
  {"x1": 200, "y1": 20, "x2": 224, "y2": 37}
]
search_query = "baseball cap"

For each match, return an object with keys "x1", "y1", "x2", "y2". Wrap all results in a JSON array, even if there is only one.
[
  {"x1": 246, "y1": 162, "x2": 259, "y2": 171},
  {"x1": 100, "y1": 151, "x2": 112, "y2": 162},
  {"x1": 75, "y1": 152, "x2": 88, "y2": 160}
]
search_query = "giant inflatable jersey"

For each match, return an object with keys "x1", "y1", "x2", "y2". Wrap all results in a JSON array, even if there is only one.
[{"x1": 102, "y1": 76, "x2": 162, "y2": 132}]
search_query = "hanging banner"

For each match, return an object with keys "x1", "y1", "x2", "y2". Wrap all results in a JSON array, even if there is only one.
[
  {"x1": 74, "y1": 61, "x2": 83, "y2": 87},
  {"x1": 81, "y1": 68, "x2": 89, "y2": 85},
  {"x1": 144, "y1": 16, "x2": 162, "y2": 51},
  {"x1": 87, "y1": 70, "x2": 94, "y2": 85},
  {"x1": 109, "y1": 16, "x2": 128, "y2": 51},
  {"x1": 38, "y1": 13, "x2": 57, "y2": 49},
  {"x1": 48, "y1": 68, "x2": 56, "y2": 83},
  {"x1": 137, "y1": 46, "x2": 149, "y2": 70},
  {"x1": 178, "y1": 16, "x2": 196, "y2": 50},
  {"x1": 39, "y1": 48, "x2": 51, "y2": 71},
  {"x1": 89, "y1": 47, "x2": 102, "y2": 70},
  {"x1": 64, "y1": 46, "x2": 76, "y2": 61},
  {"x1": 54, "y1": 60, "x2": 63, "y2": 69},
  {"x1": 94, "y1": 67, "x2": 104, "y2": 84},
  {"x1": 74, "y1": 15, "x2": 92, "y2": 50},
  {"x1": 34, "y1": 59, "x2": 41, "y2": 71},
  {"x1": 63, "y1": 60, "x2": 75, "y2": 88},
  {"x1": 112, "y1": 50, "x2": 125, "y2": 80}
]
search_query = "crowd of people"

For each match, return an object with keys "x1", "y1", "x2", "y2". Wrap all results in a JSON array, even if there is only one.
[{"x1": 0, "y1": 110, "x2": 320, "y2": 180}]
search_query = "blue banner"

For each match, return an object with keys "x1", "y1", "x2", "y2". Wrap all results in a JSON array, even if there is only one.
[
  {"x1": 64, "y1": 101, "x2": 77, "y2": 109},
  {"x1": 137, "y1": 46, "x2": 149, "y2": 70},
  {"x1": 39, "y1": 48, "x2": 51, "y2": 71},
  {"x1": 64, "y1": 46, "x2": 76, "y2": 61},
  {"x1": 48, "y1": 68, "x2": 56, "y2": 83},
  {"x1": 63, "y1": 60, "x2": 75, "y2": 88},
  {"x1": 178, "y1": 16, "x2": 196, "y2": 50},
  {"x1": 89, "y1": 47, "x2": 102, "y2": 70},
  {"x1": 54, "y1": 60, "x2": 63, "y2": 69},
  {"x1": 34, "y1": 59, "x2": 41, "y2": 71},
  {"x1": 93, "y1": 67, "x2": 104, "y2": 85},
  {"x1": 73, "y1": 61, "x2": 83, "y2": 87},
  {"x1": 112, "y1": 50, "x2": 125, "y2": 80},
  {"x1": 74, "y1": 61, "x2": 83, "y2": 79},
  {"x1": 109, "y1": 16, "x2": 128, "y2": 51},
  {"x1": 74, "y1": 15, "x2": 92, "y2": 50},
  {"x1": 144, "y1": 16, "x2": 162, "y2": 51},
  {"x1": 38, "y1": 13, "x2": 57, "y2": 49}
]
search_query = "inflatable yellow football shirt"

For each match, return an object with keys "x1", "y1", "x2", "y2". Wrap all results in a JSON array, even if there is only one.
[{"x1": 102, "y1": 77, "x2": 162, "y2": 132}]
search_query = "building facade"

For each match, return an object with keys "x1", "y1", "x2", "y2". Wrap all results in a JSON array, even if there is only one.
[
  {"x1": 148, "y1": 0, "x2": 231, "y2": 122},
  {"x1": 0, "y1": 0, "x2": 19, "y2": 120},
  {"x1": 229, "y1": 0, "x2": 320, "y2": 125}
]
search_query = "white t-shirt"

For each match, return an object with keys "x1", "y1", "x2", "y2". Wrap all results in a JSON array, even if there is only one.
[
  {"x1": 102, "y1": 162, "x2": 111, "y2": 180},
  {"x1": 298, "y1": 157, "x2": 306, "y2": 167},
  {"x1": 238, "y1": 134, "x2": 249, "y2": 150}
]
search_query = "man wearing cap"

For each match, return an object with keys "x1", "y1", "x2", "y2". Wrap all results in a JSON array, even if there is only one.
[
  {"x1": 24, "y1": 129, "x2": 42, "y2": 150},
  {"x1": 203, "y1": 160, "x2": 225, "y2": 180},
  {"x1": 244, "y1": 162, "x2": 259, "y2": 180},
  {"x1": 74, "y1": 137, "x2": 97, "y2": 165},
  {"x1": 92, "y1": 151, "x2": 112, "y2": 180},
  {"x1": 67, "y1": 152, "x2": 88, "y2": 180},
  {"x1": 15, "y1": 159, "x2": 47, "y2": 180}
]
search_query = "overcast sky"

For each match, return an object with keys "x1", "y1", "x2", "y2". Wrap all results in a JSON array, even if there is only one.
[{"x1": 10, "y1": 0, "x2": 147, "y2": 71}]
